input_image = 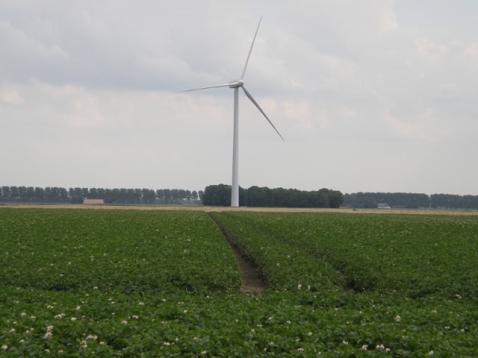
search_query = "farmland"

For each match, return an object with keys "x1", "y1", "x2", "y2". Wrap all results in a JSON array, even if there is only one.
[{"x1": 1, "y1": 207, "x2": 478, "y2": 356}]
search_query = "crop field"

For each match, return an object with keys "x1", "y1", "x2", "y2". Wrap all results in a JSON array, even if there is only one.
[{"x1": 1, "y1": 208, "x2": 478, "y2": 356}]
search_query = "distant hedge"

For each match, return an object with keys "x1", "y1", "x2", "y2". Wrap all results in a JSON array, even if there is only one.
[{"x1": 202, "y1": 184, "x2": 343, "y2": 208}]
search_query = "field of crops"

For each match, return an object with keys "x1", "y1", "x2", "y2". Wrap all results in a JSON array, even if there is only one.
[{"x1": 1, "y1": 207, "x2": 478, "y2": 356}]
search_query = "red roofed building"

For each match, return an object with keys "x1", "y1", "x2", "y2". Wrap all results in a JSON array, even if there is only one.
[{"x1": 83, "y1": 198, "x2": 104, "y2": 205}]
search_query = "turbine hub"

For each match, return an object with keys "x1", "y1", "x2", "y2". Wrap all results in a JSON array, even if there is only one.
[{"x1": 228, "y1": 79, "x2": 244, "y2": 88}]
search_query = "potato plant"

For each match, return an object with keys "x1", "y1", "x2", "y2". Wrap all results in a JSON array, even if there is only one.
[{"x1": 1, "y1": 208, "x2": 478, "y2": 356}]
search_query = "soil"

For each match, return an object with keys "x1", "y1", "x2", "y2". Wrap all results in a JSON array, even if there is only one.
[
  {"x1": 3, "y1": 203, "x2": 478, "y2": 216},
  {"x1": 228, "y1": 239, "x2": 266, "y2": 294},
  {"x1": 207, "y1": 213, "x2": 266, "y2": 294}
]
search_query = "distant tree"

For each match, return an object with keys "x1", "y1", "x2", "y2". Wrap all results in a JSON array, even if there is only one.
[
  {"x1": 328, "y1": 190, "x2": 344, "y2": 208},
  {"x1": 59, "y1": 188, "x2": 69, "y2": 201},
  {"x1": 71, "y1": 196, "x2": 84, "y2": 204},
  {"x1": 142, "y1": 188, "x2": 156, "y2": 204},
  {"x1": 10, "y1": 186, "x2": 19, "y2": 201},
  {"x1": 163, "y1": 189, "x2": 172, "y2": 203},
  {"x1": 18, "y1": 186, "x2": 27, "y2": 201},
  {"x1": 2, "y1": 186, "x2": 11, "y2": 200},
  {"x1": 156, "y1": 189, "x2": 164, "y2": 202},
  {"x1": 203, "y1": 184, "x2": 231, "y2": 206},
  {"x1": 89, "y1": 188, "x2": 99, "y2": 199},
  {"x1": 191, "y1": 191, "x2": 198, "y2": 201},
  {"x1": 317, "y1": 189, "x2": 330, "y2": 208},
  {"x1": 171, "y1": 189, "x2": 179, "y2": 202}
]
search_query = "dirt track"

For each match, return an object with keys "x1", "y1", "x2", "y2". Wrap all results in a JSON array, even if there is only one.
[{"x1": 2, "y1": 203, "x2": 478, "y2": 216}]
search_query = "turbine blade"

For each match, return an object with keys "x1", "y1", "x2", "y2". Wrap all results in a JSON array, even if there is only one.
[
  {"x1": 241, "y1": 16, "x2": 262, "y2": 80},
  {"x1": 242, "y1": 86, "x2": 284, "y2": 141},
  {"x1": 178, "y1": 83, "x2": 231, "y2": 93}
]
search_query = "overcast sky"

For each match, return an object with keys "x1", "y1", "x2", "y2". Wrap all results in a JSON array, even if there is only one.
[{"x1": 1, "y1": 0, "x2": 477, "y2": 195}]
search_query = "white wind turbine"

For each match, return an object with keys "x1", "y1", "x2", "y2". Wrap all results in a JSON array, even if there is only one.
[{"x1": 181, "y1": 17, "x2": 284, "y2": 207}]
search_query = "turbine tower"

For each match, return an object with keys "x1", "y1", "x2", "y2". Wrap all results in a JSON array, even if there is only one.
[{"x1": 182, "y1": 17, "x2": 284, "y2": 207}]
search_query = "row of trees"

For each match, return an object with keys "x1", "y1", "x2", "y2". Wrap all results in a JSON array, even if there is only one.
[
  {"x1": 344, "y1": 192, "x2": 478, "y2": 210},
  {"x1": 0, "y1": 186, "x2": 204, "y2": 205},
  {"x1": 202, "y1": 185, "x2": 344, "y2": 208},
  {"x1": 2, "y1": 185, "x2": 477, "y2": 209}
]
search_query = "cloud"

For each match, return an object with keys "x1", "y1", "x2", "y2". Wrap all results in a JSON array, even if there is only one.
[
  {"x1": 0, "y1": 88, "x2": 24, "y2": 105},
  {"x1": 1, "y1": 0, "x2": 478, "y2": 194}
]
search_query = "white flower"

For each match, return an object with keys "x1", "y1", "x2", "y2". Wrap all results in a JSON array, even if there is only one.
[
  {"x1": 55, "y1": 313, "x2": 65, "y2": 319},
  {"x1": 201, "y1": 351, "x2": 207, "y2": 355},
  {"x1": 86, "y1": 335, "x2": 97, "y2": 340},
  {"x1": 297, "y1": 348, "x2": 304, "y2": 352},
  {"x1": 342, "y1": 340, "x2": 348, "y2": 345},
  {"x1": 121, "y1": 320, "x2": 128, "y2": 325},
  {"x1": 9, "y1": 328, "x2": 15, "y2": 333},
  {"x1": 164, "y1": 342, "x2": 170, "y2": 346},
  {"x1": 298, "y1": 284, "x2": 302, "y2": 290},
  {"x1": 132, "y1": 315, "x2": 139, "y2": 319},
  {"x1": 71, "y1": 317, "x2": 77, "y2": 321},
  {"x1": 44, "y1": 332, "x2": 53, "y2": 339},
  {"x1": 361, "y1": 345, "x2": 368, "y2": 350},
  {"x1": 20, "y1": 312, "x2": 27, "y2": 317},
  {"x1": 376, "y1": 344, "x2": 385, "y2": 350},
  {"x1": 429, "y1": 351, "x2": 434, "y2": 356},
  {"x1": 139, "y1": 302, "x2": 145, "y2": 305},
  {"x1": 395, "y1": 315, "x2": 401, "y2": 322},
  {"x1": 1, "y1": 345, "x2": 7, "y2": 350},
  {"x1": 99, "y1": 341, "x2": 105, "y2": 345},
  {"x1": 93, "y1": 286, "x2": 98, "y2": 290},
  {"x1": 47, "y1": 326, "x2": 53, "y2": 332}
]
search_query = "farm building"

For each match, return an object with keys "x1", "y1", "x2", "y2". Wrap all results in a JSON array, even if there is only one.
[{"x1": 83, "y1": 198, "x2": 104, "y2": 205}]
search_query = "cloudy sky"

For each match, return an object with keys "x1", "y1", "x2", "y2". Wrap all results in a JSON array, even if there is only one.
[{"x1": 1, "y1": 0, "x2": 477, "y2": 195}]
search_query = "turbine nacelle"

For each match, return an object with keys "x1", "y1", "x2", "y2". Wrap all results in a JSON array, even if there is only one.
[{"x1": 228, "y1": 80, "x2": 244, "y2": 88}]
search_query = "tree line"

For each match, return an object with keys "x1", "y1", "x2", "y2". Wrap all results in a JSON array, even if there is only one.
[
  {"x1": 344, "y1": 192, "x2": 478, "y2": 210},
  {"x1": 0, "y1": 186, "x2": 204, "y2": 205},
  {"x1": 202, "y1": 184, "x2": 344, "y2": 208},
  {"x1": 2, "y1": 185, "x2": 477, "y2": 209}
]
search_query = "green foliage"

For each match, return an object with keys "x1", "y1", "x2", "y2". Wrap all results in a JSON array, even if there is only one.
[
  {"x1": 70, "y1": 196, "x2": 83, "y2": 204},
  {"x1": 203, "y1": 184, "x2": 344, "y2": 208},
  {"x1": 0, "y1": 209, "x2": 240, "y2": 294},
  {"x1": 1, "y1": 209, "x2": 478, "y2": 356},
  {"x1": 217, "y1": 212, "x2": 478, "y2": 298},
  {"x1": 210, "y1": 212, "x2": 344, "y2": 291}
]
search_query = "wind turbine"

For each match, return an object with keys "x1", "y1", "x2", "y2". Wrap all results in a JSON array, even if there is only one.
[{"x1": 182, "y1": 17, "x2": 284, "y2": 207}]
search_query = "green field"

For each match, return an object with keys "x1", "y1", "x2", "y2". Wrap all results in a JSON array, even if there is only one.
[{"x1": 1, "y1": 208, "x2": 478, "y2": 356}]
